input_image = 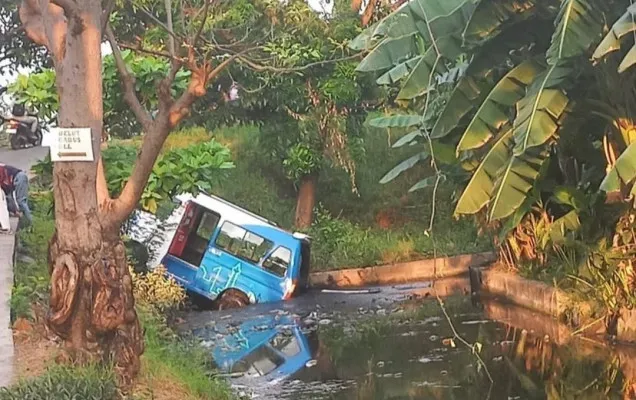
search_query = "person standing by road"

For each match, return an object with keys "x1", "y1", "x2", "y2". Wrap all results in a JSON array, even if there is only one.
[{"x1": 0, "y1": 163, "x2": 32, "y2": 226}]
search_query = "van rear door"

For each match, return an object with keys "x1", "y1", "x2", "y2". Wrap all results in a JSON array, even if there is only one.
[{"x1": 162, "y1": 201, "x2": 221, "y2": 287}]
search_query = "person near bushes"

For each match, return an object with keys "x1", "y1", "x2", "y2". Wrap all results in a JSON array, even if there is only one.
[{"x1": 0, "y1": 163, "x2": 32, "y2": 225}]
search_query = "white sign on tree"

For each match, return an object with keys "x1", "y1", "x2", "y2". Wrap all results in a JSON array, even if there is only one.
[{"x1": 49, "y1": 127, "x2": 94, "y2": 162}]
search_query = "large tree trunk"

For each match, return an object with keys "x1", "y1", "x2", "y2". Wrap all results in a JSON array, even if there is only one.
[
  {"x1": 294, "y1": 174, "x2": 317, "y2": 229},
  {"x1": 42, "y1": 0, "x2": 142, "y2": 385}
]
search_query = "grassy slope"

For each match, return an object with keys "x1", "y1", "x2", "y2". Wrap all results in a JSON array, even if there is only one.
[{"x1": 211, "y1": 124, "x2": 493, "y2": 271}]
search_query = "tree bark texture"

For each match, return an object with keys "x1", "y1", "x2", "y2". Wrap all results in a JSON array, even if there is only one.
[
  {"x1": 294, "y1": 174, "x2": 317, "y2": 229},
  {"x1": 20, "y1": 0, "x2": 143, "y2": 384}
]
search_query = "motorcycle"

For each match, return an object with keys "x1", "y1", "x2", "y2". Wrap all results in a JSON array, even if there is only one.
[{"x1": 1, "y1": 115, "x2": 44, "y2": 150}]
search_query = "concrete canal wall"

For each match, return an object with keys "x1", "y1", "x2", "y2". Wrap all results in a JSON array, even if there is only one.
[{"x1": 309, "y1": 251, "x2": 495, "y2": 288}]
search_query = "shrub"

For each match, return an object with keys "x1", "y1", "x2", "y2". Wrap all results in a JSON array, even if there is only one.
[
  {"x1": 130, "y1": 265, "x2": 186, "y2": 313},
  {"x1": 0, "y1": 365, "x2": 118, "y2": 400},
  {"x1": 137, "y1": 308, "x2": 233, "y2": 400}
]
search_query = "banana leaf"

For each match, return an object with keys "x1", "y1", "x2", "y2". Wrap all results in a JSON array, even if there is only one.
[
  {"x1": 457, "y1": 60, "x2": 543, "y2": 154},
  {"x1": 592, "y1": 3, "x2": 636, "y2": 73},
  {"x1": 600, "y1": 141, "x2": 636, "y2": 192},
  {"x1": 547, "y1": 0, "x2": 608, "y2": 65},
  {"x1": 511, "y1": 64, "x2": 571, "y2": 156}
]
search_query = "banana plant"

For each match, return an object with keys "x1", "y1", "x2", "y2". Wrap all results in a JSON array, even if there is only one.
[{"x1": 354, "y1": 0, "x2": 636, "y2": 230}]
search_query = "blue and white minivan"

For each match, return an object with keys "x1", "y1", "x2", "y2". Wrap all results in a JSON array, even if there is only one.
[{"x1": 158, "y1": 192, "x2": 311, "y2": 309}]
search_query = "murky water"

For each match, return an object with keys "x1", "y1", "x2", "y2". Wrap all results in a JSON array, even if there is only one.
[{"x1": 183, "y1": 293, "x2": 636, "y2": 400}]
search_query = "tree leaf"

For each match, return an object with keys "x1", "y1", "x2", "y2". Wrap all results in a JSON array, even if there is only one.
[
  {"x1": 463, "y1": 0, "x2": 546, "y2": 46},
  {"x1": 356, "y1": 34, "x2": 420, "y2": 73},
  {"x1": 549, "y1": 210, "x2": 581, "y2": 244},
  {"x1": 380, "y1": 152, "x2": 429, "y2": 184},
  {"x1": 455, "y1": 129, "x2": 514, "y2": 216},
  {"x1": 376, "y1": 56, "x2": 423, "y2": 85},
  {"x1": 393, "y1": 130, "x2": 423, "y2": 148},
  {"x1": 430, "y1": 76, "x2": 487, "y2": 139},
  {"x1": 619, "y1": 44, "x2": 636, "y2": 73},
  {"x1": 600, "y1": 141, "x2": 636, "y2": 192},
  {"x1": 368, "y1": 114, "x2": 422, "y2": 128},
  {"x1": 546, "y1": 0, "x2": 608, "y2": 65},
  {"x1": 489, "y1": 145, "x2": 549, "y2": 221},
  {"x1": 409, "y1": 175, "x2": 442, "y2": 192},
  {"x1": 511, "y1": 64, "x2": 571, "y2": 156},
  {"x1": 592, "y1": 3, "x2": 636, "y2": 72},
  {"x1": 551, "y1": 186, "x2": 586, "y2": 210},
  {"x1": 431, "y1": 21, "x2": 553, "y2": 140},
  {"x1": 457, "y1": 60, "x2": 543, "y2": 154}
]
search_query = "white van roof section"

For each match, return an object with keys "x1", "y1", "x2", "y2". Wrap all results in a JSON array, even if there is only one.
[{"x1": 178, "y1": 192, "x2": 285, "y2": 232}]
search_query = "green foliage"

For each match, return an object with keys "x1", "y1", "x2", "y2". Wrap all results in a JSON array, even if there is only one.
[
  {"x1": 8, "y1": 71, "x2": 58, "y2": 120},
  {"x1": 11, "y1": 192, "x2": 55, "y2": 320},
  {"x1": 8, "y1": 51, "x2": 190, "y2": 138},
  {"x1": 353, "y1": 0, "x2": 636, "y2": 315},
  {"x1": 138, "y1": 308, "x2": 233, "y2": 400},
  {"x1": 32, "y1": 135, "x2": 234, "y2": 215},
  {"x1": 283, "y1": 144, "x2": 321, "y2": 182},
  {"x1": 0, "y1": 365, "x2": 118, "y2": 400},
  {"x1": 208, "y1": 124, "x2": 491, "y2": 270}
]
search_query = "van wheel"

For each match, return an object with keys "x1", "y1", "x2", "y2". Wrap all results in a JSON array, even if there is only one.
[{"x1": 217, "y1": 289, "x2": 249, "y2": 310}]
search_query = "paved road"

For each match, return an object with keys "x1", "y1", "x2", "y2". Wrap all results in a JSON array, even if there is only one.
[{"x1": 0, "y1": 146, "x2": 48, "y2": 174}]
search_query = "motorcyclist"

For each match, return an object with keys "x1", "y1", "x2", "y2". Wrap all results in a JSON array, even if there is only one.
[{"x1": 6, "y1": 103, "x2": 39, "y2": 140}]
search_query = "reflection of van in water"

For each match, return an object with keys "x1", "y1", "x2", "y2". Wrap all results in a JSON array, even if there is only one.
[
  {"x1": 159, "y1": 192, "x2": 311, "y2": 309},
  {"x1": 211, "y1": 315, "x2": 315, "y2": 383}
]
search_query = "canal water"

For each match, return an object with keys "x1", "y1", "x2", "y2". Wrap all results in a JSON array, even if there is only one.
[{"x1": 181, "y1": 289, "x2": 636, "y2": 400}]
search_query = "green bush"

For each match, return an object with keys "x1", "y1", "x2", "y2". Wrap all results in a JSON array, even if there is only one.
[
  {"x1": 139, "y1": 308, "x2": 233, "y2": 400},
  {"x1": 12, "y1": 191, "x2": 55, "y2": 320},
  {"x1": 0, "y1": 365, "x2": 118, "y2": 400}
]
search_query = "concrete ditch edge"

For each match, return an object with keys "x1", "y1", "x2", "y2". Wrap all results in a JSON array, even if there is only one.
[
  {"x1": 308, "y1": 251, "x2": 496, "y2": 288},
  {"x1": 469, "y1": 267, "x2": 608, "y2": 339}
]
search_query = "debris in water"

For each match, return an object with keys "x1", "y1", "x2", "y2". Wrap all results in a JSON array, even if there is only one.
[
  {"x1": 440, "y1": 370, "x2": 448, "y2": 376},
  {"x1": 429, "y1": 335, "x2": 439, "y2": 341},
  {"x1": 305, "y1": 359, "x2": 318, "y2": 368},
  {"x1": 377, "y1": 361, "x2": 385, "y2": 368},
  {"x1": 442, "y1": 338, "x2": 456, "y2": 348},
  {"x1": 319, "y1": 319, "x2": 332, "y2": 326}
]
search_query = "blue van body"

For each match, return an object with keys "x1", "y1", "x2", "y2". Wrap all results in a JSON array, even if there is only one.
[
  {"x1": 159, "y1": 193, "x2": 311, "y2": 305},
  {"x1": 211, "y1": 314, "x2": 312, "y2": 382}
]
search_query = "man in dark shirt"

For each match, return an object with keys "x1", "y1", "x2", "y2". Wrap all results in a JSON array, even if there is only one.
[{"x1": 0, "y1": 164, "x2": 32, "y2": 225}]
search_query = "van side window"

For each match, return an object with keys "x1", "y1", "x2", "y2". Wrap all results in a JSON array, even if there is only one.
[
  {"x1": 262, "y1": 247, "x2": 291, "y2": 277},
  {"x1": 215, "y1": 222, "x2": 273, "y2": 264},
  {"x1": 195, "y1": 211, "x2": 220, "y2": 239}
]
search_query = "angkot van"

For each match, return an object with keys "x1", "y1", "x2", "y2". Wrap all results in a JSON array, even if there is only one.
[{"x1": 158, "y1": 192, "x2": 311, "y2": 309}]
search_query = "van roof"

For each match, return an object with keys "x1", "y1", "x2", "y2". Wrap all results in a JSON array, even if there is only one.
[{"x1": 177, "y1": 192, "x2": 308, "y2": 248}]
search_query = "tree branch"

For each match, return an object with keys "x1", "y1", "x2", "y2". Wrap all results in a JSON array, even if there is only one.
[
  {"x1": 191, "y1": 0, "x2": 211, "y2": 49},
  {"x1": 168, "y1": 52, "x2": 240, "y2": 127},
  {"x1": 101, "y1": 0, "x2": 116, "y2": 35},
  {"x1": 105, "y1": 25, "x2": 154, "y2": 132},
  {"x1": 236, "y1": 53, "x2": 363, "y2": 73},
  {"x1": 164, "y1": 0, "x2": 176, "y2": 56},
  {"x1": 109, "y1": 120, "x2": 172, "y2": 226},
  {"x1": 124, "y1": 0, "x2": 182, "y2": 42},
  {"x1": 50, "y1": 0, "x2": 84, "y2": 35},
  {"x1": 19, "y1": 0, "x2": 67, "y2": 63},
  {"x1": 119, "y1": 42, "x2": 183, "y2": 61}
]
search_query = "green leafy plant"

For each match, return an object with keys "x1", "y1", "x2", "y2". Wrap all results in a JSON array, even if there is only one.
[
  {"x1": 283, "y1": 144, "x2": 321, "y2": 182},
  {"x1": 0, "y1": 365, "x2": 118, "y2": 400}
]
